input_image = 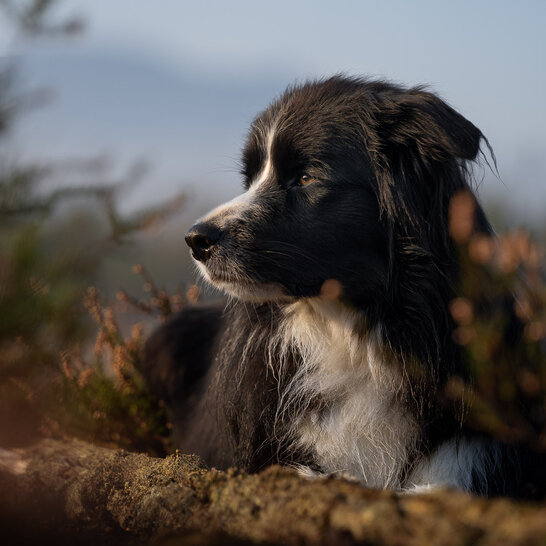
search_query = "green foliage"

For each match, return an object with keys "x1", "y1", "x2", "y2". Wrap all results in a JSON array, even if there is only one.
[
  {"x1": 0, "y1": 0, "x2": 185, "y2": 452},
  {"x1": 0, "y1": 127, "x2": 184, "y2": 454}
]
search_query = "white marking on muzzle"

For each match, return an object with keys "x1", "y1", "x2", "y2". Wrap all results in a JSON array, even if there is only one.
[{"x1": 200, "y1": 125, "x2": 276, "y2": 224}]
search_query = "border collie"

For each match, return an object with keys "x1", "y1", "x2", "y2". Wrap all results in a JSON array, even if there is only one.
[{"x1": 143, "y1": 76, "x2": 536, "y2": 497}]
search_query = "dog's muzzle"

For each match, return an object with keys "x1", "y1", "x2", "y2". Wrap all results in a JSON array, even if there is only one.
[{"x1": 185, "y1": 222, "x2": 222, "y2": 262}]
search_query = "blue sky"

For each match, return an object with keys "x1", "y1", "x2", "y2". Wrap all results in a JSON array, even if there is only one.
[{"x1": 1, "y1": 0, "x2": 545, "y2": 220}]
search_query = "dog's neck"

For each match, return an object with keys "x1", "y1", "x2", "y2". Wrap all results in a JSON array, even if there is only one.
[{"x1": 269, "y1": 297, "x2": 420, "y2": 488}]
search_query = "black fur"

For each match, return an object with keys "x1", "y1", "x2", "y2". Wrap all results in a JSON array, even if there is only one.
[{"x1": 143, "y1": 76, "x2": 543, "y2": 498}]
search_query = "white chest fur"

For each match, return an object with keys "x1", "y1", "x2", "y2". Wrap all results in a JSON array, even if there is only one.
[
  {"x1": 272, "y1": 298, "x2": 419, "y2": 489},
  {"x1": 269, "y1": 298, "x2": 493, "y2": 492}
]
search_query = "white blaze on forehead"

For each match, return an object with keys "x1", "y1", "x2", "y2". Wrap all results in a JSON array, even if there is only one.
[
  {"x1": 250, "y1": 124, "x2": 276, "y2": 190},
  {"x1": 201, "y1": 125, "x2": 277, "y2": 223}
]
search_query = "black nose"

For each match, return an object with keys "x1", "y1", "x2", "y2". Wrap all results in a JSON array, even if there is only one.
[{"x1": 185, "y1": 222, "x2": 222, "y2": 262}]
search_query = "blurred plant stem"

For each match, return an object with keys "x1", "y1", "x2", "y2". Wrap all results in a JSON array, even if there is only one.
[{"x1": 448, "y1": 191, "x2": 546, "y2": 451}]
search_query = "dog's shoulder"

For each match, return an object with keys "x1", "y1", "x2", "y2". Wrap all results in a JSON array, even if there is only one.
[
  {"x1": 141, "y1": 301, "x2": 225, "y2": 405},
  {"x1": 142, "y1": 300, "x2": 295, "y2": 471}
]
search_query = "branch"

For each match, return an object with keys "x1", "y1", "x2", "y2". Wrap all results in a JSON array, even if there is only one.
[{"x1": 1, "y1": 439, "x2": 545, "y2": 545}]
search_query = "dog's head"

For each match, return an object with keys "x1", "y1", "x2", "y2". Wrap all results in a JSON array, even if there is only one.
[{"x1": 186, "y1": 76, "x2": 486, "y2": 305}]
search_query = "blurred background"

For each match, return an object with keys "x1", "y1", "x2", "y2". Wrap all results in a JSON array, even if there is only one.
[
  {"x1": 0, "y1": 0, "x2": 545, "y2": 451},
  {"x1": 2, "y1": 0, "x2": 545, "y2": 294}
]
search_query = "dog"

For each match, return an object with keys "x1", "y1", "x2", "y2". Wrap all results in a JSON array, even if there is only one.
[{"x1": 143, "y1": 76, "x2": 542, "y2": 497}]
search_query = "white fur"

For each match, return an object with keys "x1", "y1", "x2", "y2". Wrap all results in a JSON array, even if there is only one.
[
  {"x1": 406, "y1": 437, "x2": 494, "y2": 493},
  {"x1": 250, "y1": 125, "x2": 276, "y2": 190},
  {"x1": 198, "y1": 125, "x2": 276, "y2": 226},
  {"x1": 201, "y1": 190, "x2": 257, "y2": 223},
  {"x1": 270, "y1": 297, "x2": 419, "y2": 489},
  {"x1": 269, "y1": 297, "x2": 488, "y2": 492}
]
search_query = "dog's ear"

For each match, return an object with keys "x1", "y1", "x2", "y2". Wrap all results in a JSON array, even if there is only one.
[
  {"x1": 368, "y1": 87, "x2": 487, "y2": 226},
  {"x1": 380, "y1": 88, "x2": 482, "y2": 164}
]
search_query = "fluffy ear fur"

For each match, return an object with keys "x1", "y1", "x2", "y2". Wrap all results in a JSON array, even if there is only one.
[
  {"x1": 381, "y1": 88, "x2": 483, "y2": 163},
  {"x1": 361, "y1": 86, "x2": 491, "y2": 394},
  {"x1": 364, "y1": 87, "x2": 486, "y2": 231}
]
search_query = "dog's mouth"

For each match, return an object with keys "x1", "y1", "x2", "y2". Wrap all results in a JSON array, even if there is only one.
[
  {"x1": 194, "y1": 259, "x2": 291, "y2": 303},
  {"x1": 185, "y1": 222, "x2": 325, "y2": 303},
  {"x1": 184, "y1": 221, "x2": 292, "y2": 302}
]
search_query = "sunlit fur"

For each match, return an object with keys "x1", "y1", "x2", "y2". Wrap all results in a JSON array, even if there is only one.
[
  {"x1": 271, "y1": 299, "x2": 419, "y2": 489},
  {"x1": 144, "y1": 76, "x2": 530, "y2": 497}
]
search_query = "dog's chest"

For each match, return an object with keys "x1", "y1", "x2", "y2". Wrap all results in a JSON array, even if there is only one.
[{"x1": 277, "y1": 300, "x2": 418, "y2": 489}]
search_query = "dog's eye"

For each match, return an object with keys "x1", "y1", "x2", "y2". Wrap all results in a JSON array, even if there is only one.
[{"x1": 299, "y1": 174, "x2": 318, "y2": 186}]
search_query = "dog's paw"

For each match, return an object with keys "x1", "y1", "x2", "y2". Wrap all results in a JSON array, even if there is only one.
[
  {"x1": 401, "y1": 482, "x2": 445, "y2": 494},
  {"x1": 295, "y1": 465, "x2": 325, "y2": 479},
  {"x1": 295, "y1": 465, "x2": 362, "y2": 483}
]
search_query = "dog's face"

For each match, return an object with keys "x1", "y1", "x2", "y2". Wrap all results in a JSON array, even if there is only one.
[
  {"x1": 186, "y1": 80, "x2": 390, "y2": 303},
  {"x1": 186, "y1": 77, "x2": 483, "y2": 304}
]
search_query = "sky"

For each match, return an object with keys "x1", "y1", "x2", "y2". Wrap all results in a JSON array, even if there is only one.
[{"x1": 1, "y1": 0, "x2": 545, "y2": 221}]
